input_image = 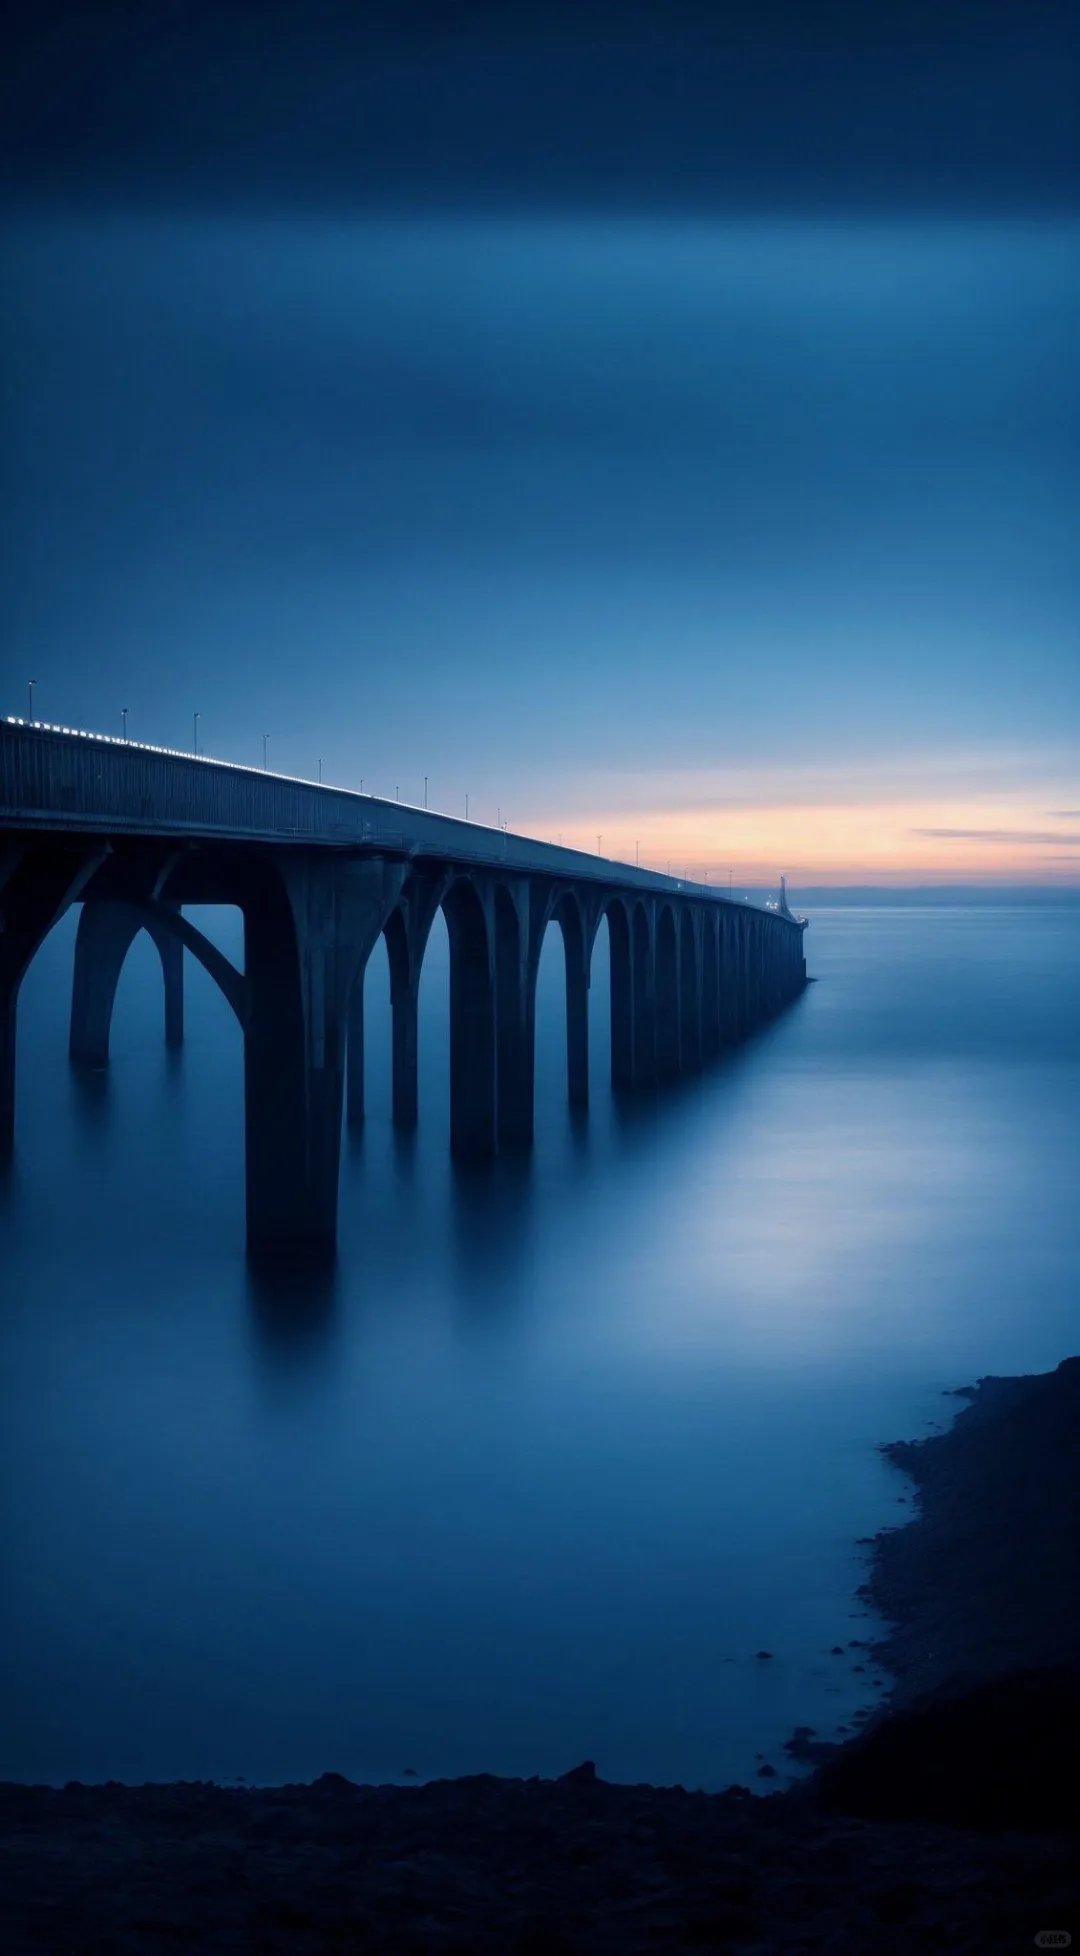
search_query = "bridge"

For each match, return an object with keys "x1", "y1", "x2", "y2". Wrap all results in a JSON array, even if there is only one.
[{"x1": 0, "y1": 718, "x2": 807, "y2": 1259}]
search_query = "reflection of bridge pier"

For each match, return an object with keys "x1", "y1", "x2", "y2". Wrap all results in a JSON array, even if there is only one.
[{"x1": 1, "y1": 721, "x2": 808, "y2": 1259}]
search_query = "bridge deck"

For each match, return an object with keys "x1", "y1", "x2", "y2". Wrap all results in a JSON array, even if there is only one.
[{"x1": 1, "y1": 718, "x2": 786, "y2": 918}]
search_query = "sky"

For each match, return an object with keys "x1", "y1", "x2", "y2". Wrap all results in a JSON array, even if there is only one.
[{"x1": 2, "y1": 3, "x2": 1077, "y2": 885}]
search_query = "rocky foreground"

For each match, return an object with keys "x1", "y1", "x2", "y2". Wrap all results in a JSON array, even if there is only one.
[{"x1": 2, "y1": 1358, "x2": 1077, "y2": 1954}]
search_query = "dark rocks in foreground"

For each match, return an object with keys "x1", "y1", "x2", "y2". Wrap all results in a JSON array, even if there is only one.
[
  {"x1": 866, "y1": 1354, "x2": 1080, "y2": 1706},
  {"x1": 815, "y1": 1662, "x2": 1080, "y2": 1830},
  {"x1": 0, "y1": 1770, "x2": 1072, "y2": 1955}
]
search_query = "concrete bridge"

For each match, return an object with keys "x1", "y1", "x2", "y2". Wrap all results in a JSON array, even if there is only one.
[{"x1": 0, "y1": 719, "x2": 807, "y2": 1259}]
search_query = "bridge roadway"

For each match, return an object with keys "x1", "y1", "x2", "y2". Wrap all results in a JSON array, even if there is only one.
[{"x1": 0, "y1": 718, "x2": 807, "y2": 1258}]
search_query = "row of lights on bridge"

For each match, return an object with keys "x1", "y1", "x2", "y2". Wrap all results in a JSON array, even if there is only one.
[{"x1": 16, "y1": 682, "x2": 741, "y2": 894}]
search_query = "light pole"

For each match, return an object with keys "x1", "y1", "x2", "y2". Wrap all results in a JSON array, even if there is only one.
[
  {"x1": 28, "y1": 680, "x2": 35, "y2": 721},
  {"x1": 193, "y1": 711, "x2": 200, "y2": 755},
  {"x1": 318, "y1": 758, "x2": 322, "y2": 783},
  {"x1": 395, "y1": 785, "x2": 399, "y2": 801},
  {"x1": 263, "y1": 733, "x2": 268, "y2": 770},
  {"x1": 424, "y1": 776, "x2": 428, "y2": 808},
  {"x1": 597, "y1": 834, "x2": 602, "y2": 855},
  {"x1": 465, "y1": 793, "x2": 469, "y2": 821},
  {"x1": 729, "y1": 870, "x2": 733, "y2": 897},
  {"x1": 121, "y1": 707, "x2": 128, "y2": 741},
  {"x1": 635, "y1": 840, "x2": 640, "y2": 866}
]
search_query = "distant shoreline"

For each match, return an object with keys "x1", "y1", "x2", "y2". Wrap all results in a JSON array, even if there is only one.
[{"x1": 787, "y1": 885, "x2": 1080, "y2": 905}]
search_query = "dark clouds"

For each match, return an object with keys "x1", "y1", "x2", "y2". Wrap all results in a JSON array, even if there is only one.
[
  {"x1": 2, "y1": 211, "x2": 1076, "y2": 797},
  {"x1": 2, "y1": 1, "x2": 1077, "y2": 215}
]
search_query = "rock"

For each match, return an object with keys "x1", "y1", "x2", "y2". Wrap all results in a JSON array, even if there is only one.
[
  {"x1": 815, "y1": 1664, "x2": 1080, "y2": 1830},
  {"x1": 557, "y1": 1760, "x2": 598, "y2": 1785}
]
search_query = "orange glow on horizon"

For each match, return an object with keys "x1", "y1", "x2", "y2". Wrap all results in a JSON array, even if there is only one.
[{"x1": 519, "y1": 789, "x2": 1080, "y2": 886}]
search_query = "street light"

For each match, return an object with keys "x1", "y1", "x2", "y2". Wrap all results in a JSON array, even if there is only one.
[
  {"x1": 263, "y1": 733, "x2": 269, "y2": 769},
  {"x1": 465, "y1": 793, "x2": 470, "y2": 821},
  {"x1": 28, "y1": 680, "x2": 35, "y2": 721},
  {"x1": 597, "y1": 834, "x2": 602, "y2": 855},
  {"x1": 635, "y1": 840, "x2": 640, "y2": 866},
  {"x1": 193, "y1": 711, "x2": 200, "y2": 755},
  {"x1": 424, "y1": 776, "x2": 428, "y2": 808},
  {"x1": 318, "y1": 758, "x2": 322, "y2": 783},
  {"x1": 121, "y1": 707, "x2": 128, "y2": 741}
]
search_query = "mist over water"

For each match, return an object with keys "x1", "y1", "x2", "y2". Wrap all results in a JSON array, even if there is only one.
[{"x1": 1, "y1": 905, "x2": 1077, "y2": 1791}]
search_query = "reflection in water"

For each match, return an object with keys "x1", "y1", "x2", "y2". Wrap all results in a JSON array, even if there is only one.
[
  {"x1": 246, "y1": 1258, "x2": 341, "y2": 1373},
  {"x1": 0, "y1": 904, "x2": 1077, "y2": 1791}
]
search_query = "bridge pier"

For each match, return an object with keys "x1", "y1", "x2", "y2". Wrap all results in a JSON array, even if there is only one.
[
  {"x1": 632, "y1": 905, "x2": 656, "y2": 1088},
  {"x1": 70, "y1": 899, "x2": 184, "y2": 1066},
  {"x1": 346, "y1": 982, "x2": 364, "y2": 1128},
  {"x1": 1, "y1": 841, "x2": 106, "y2": 1156},
  {"x1": 701, "y1": 913, "x2": 720, "y2": 1059},
  {"x1": 495, "y1": 883, "x2": 534, "y2": 1149},
  {"x1": 554, "y1": 895, "x2": 590, "y2": 1109},
  {"x1": 655, "y1": 908, "x2": 680, "y2": 1081},
  {"x1": 446, "y1": 879, "x2": 497, "y2": 1158},
  {"x1": 243, "y1": 855, "x2": 402, "y2": 1259},
  {"x1": 679, "y1": 911, "x2": 701, "y2": 1071},
  {"x1": 605, "y1": 903, "x2": 634, "y2": 1091}
]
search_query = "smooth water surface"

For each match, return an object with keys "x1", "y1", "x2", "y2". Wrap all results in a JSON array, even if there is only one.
[{"x1": 1, "y1": 905, "x2": 1077, "y2": 1790}]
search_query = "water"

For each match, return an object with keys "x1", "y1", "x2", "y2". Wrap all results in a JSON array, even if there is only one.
[{"x1": 1, "y1": 904, "x2": 1077, "y2": 1791}]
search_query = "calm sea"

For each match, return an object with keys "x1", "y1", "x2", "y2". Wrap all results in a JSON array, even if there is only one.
[{"x1": 1, "y1": 903, "x2": 1077, "y2": 1791}]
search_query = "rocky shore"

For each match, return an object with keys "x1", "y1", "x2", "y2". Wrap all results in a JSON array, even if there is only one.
[{"x1": 3, "y1": 1358, "x2": 1076, "y2": 1953}]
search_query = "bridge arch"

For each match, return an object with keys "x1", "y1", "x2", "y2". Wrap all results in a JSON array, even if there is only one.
[
  {"x1": 592, "y1": 895, "x2": 633, "y2": 1091},
  {"x1": 69, "y1": 899, "x2": 185, "y2": 1066},
  {"x1": 536, "y1": 886, "x2": 589, "y2": 1113}
]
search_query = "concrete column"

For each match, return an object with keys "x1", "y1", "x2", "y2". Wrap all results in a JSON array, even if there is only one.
[
  {"x1": 387, "y1": 874, "x2": 444, "y2": 1134},
  {"x1": 391, "y1": 979, "x2": 420, "y2": 1130},
  {"x1": 244, "y1": 855, "x2": 398, "y2": 1259},
  {"x1": 159, "y1": 919, "x2": 184, "y2": 1048},
  {"x1": 701, "y1": 912, "x2": 720, "y2": 1059},
  {"x1": 69, "y1": 899, "x2": 185, "y2": 1065},
  {"x1": 655, "y1": 909, "x2": 679, "y2": 1080},
  {"x1": 495, "y1": 883, "x2": 535, "y2": 1149},
  {"x1": 608, "y1": 904, "x2": 634, "y2": 1090},
  {"x1": 728, "y1": 911, "x2": 747, "y2": 1041},
  {"x1": 679, "y1": 909, "x2": 701, "y2": 1072},
  {"x1": 70, "y1": 900, "x2": 142, "y2": 1065},
  {"x1": 632, "y1": 905, "x2": 655, "y2": 1087},
  {"x1": 1, "y1": 842, "x2": 106, "y2": 1155},
  {"x1": 554, "y1": 895, "x2": 590, "y2": 1109},
  {"x1": 346, "y1": 979, "x2": 364, "y2": 1129},
  {"x1": 566, "y1": 947, "x2": 589, "y2": 1107},
  {"x1": 447, "y1": 879, "x2": 496, "y2": 1157}
]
